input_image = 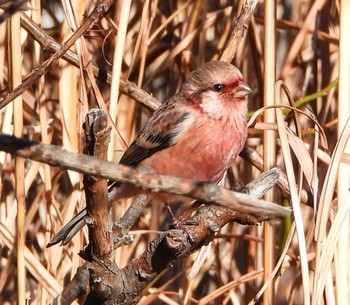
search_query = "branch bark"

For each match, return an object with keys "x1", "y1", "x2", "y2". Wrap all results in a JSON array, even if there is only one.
[
  {"x1": 0, "y1": 110, "x2": 288, "y2": 304},
  {"x1": 0, "y1": 132, "x2": 290, "y2": 219},
  {"x1": 83, "y1": 109, "x2": 114, "y2": 261},
  {"x1": 55, "y1": 172, "x2": 279, "y2": 305},
  {"x1": 48, "y1": 110, "x2": 281, "y2": 305},
  {"x1": 51, "y1": 264, "x2": 90, "y2": 305}
]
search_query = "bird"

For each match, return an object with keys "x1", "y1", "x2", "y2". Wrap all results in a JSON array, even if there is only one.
[{"x1": 47, "y1": 60, "x2": 251, "y2": 247}]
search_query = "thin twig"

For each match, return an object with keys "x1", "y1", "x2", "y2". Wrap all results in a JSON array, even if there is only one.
[
  {"x1": 220, "y1": 0, "x2": 258, "y2": 62},
  {"x1": 0, "y1": 0, "x2": 115, "y2": 109},
  {"x1": 19, "y1": 12, "x2": 160, "y2": 111}
]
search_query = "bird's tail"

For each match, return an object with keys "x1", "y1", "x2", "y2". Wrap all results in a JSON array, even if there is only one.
[
  {"x1": 47, "y1": 182, "x2": 140, "y2": 247},
  {"x1": 47, "y1": 209, "x2": 88, "y2": 247}
]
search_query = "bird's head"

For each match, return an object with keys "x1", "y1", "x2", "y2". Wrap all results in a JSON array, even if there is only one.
[{"x1": 181, "y1": 61, "x2": 251, "y2": 122}]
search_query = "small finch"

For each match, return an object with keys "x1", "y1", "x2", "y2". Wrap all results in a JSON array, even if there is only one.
[{"x1": 48, "y1": 60, "x2": 251, "y2": 247}]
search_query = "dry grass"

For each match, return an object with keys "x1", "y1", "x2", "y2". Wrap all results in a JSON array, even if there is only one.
[{"x1": 0, "y1": 0, "x2": 348, "y2": 304}]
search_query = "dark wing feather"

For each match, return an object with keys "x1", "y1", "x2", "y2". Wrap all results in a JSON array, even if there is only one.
[
  {"x1": 119, "y1": 109, "x2": 190, "y2": 166},
  {"x1": 119, "y1": 133, "x2": 174, "y2": 166}
]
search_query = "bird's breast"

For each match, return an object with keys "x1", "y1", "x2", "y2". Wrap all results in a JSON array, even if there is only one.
[{"x1": 139, "y1": 117, "x2": 247, "y2": 183}]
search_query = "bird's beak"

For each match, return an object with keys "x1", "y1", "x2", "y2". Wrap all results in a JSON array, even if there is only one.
[{"x1": 233, "y1": 81, "x2": 251, "y2": 98}]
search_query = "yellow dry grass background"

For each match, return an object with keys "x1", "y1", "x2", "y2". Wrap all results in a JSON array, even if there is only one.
[{"x1": 0, "y1": 0, "x2": 348, "y2": 304}]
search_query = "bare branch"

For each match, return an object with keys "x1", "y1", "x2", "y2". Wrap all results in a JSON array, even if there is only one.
[
  {"x1": 220, "y1": 0, "x2": 258, "y2": 62},
  {"x1": 51, "y1": 264, "x2": 90, "y2": 305},
  {"x1": 0, "y1": 132, "x2": 290, "y2": 219},
  {"x1": 83, "y1": 109, "x2": 114, "y2": 261}
]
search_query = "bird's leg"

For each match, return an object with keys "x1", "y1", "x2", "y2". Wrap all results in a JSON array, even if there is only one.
[
  {"x1": 176, "y1": 200, "x2": 203, "y2": 225},
  {"x1": 166, "y1": 200, "x2": 203, "y2": 229},
  {"x1": 164, "y1": 201, "x2": 179, "y2": 227}
]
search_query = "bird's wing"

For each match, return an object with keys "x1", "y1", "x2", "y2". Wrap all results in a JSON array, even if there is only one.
[{"x1": 119, "y1": 108, "x2": 193, "y2": 166}]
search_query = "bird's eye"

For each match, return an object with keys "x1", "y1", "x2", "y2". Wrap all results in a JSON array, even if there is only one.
[{"x1": 213, "y1": 83, "x2": 224, "y2": 92}]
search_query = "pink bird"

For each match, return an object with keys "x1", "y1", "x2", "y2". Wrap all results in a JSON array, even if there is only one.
[{"x1": 48, "y1": 60, "x2": 251, "y2": 247}]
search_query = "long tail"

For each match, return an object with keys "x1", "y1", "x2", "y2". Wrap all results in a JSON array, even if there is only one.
[
  {"x1": 47, "y1": 182, "x2": 141, "y2": 247},
  {"x1": 47, "y1": 209, "x2": 87, "y2": 247}
]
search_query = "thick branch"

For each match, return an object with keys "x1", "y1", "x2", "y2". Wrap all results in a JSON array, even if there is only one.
[
  {"x1": 51, "y1": 264, "x2": 90, "y2": 305},
  {"x1": 83, "y1": 109, "x2": 114, "y2": 261},
  {"x1": 0, "y1": 132, "x2": 290, "y2": 219},
  {"x1": 47, "y1": 109, "x2": 282, "y2": 305},
  {"x1": 50, "y1": 162, "x2": 281, "y2": 305},
  {"x1": 77, "y1": 170, "x2": 276, "y2": 305}
]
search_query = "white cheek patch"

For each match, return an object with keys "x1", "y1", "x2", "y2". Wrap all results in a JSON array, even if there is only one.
[{"x1": 199, "y1": 91, "x2": 227, "y2": 120}]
